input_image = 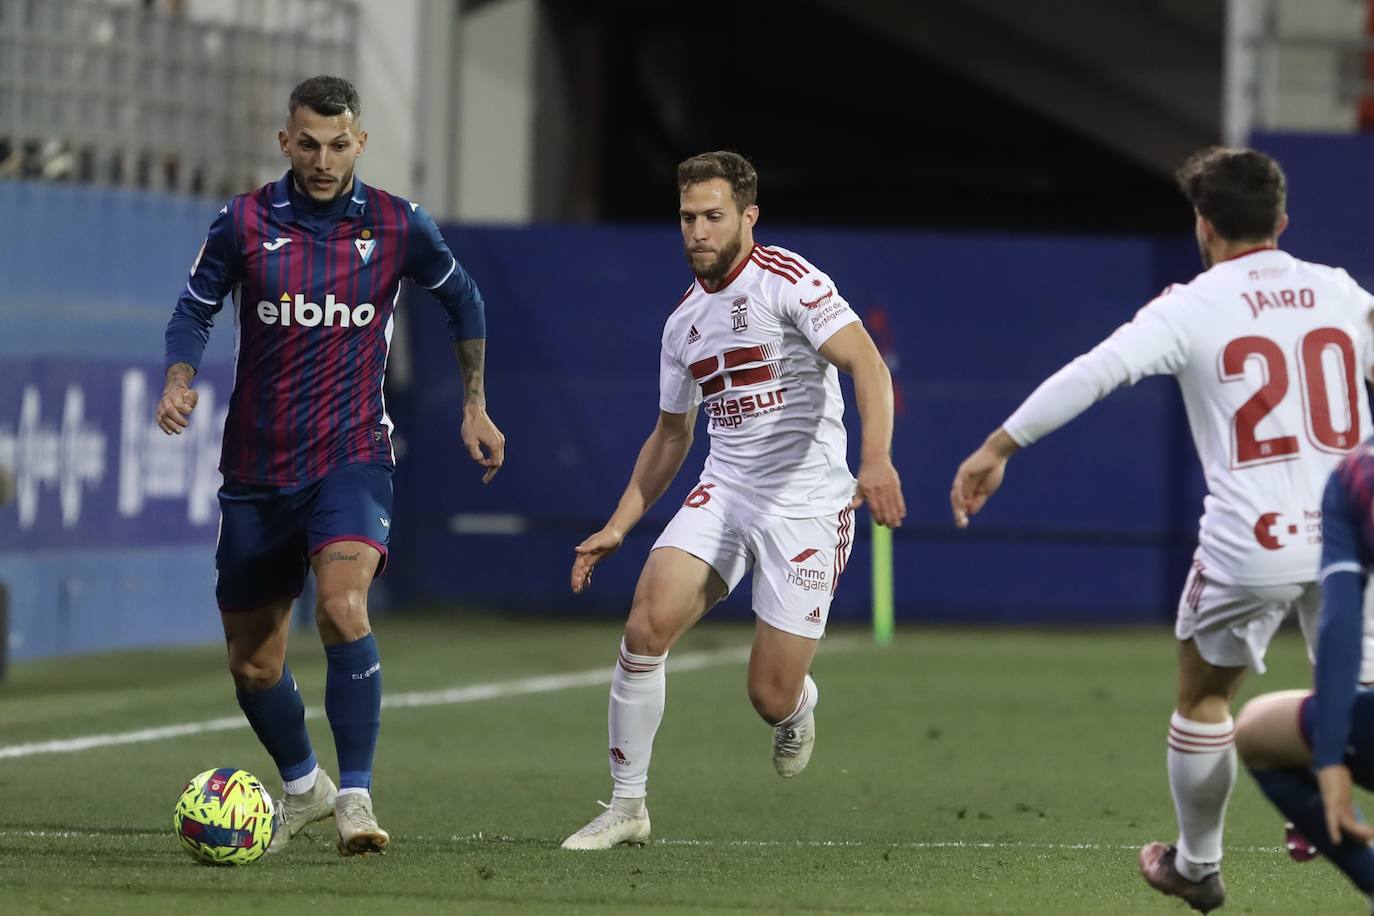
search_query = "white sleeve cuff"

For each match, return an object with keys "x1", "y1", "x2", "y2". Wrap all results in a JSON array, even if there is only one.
[{"x1": 1320, "y1": 561, "x2": 1364, "y2": 581}]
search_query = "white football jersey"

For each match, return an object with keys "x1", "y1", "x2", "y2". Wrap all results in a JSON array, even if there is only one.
[
  {"x1": 1005, "y1": 249, "x2": 1374, "y2": 586},
  {"x1": 660, "y1": 243, "x2": 862, "y2": 516}
]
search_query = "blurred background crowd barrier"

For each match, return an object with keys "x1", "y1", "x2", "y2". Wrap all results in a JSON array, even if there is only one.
[{"x1": 6, "y1": 0, "x2": 1374, "y2": 661}]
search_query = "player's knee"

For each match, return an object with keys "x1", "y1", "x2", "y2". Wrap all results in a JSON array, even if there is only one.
[
  {"x1": 1234, "y1": 701, "x2": 1264, "y2": 765},
  {"x1": 747, "y1": 679, "x2": 796, "y2": 724},
  {"x1": 227, "y1": 654, "x2": 283, "y2": 693},
  {"x1": 1234, "y1": 692, "x2": 1307, "y2": 768},
  {"x1": 623, "y1": 607, "x2": 672, "y2": 657},
  {"x1": 316, "y1": 589, "x2": 369, "y2": 640}
]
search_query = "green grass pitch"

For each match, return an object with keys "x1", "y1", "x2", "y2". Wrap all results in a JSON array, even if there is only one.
[{"x1": 0, "y1": 613, "x2": 1359, "y2": 914}]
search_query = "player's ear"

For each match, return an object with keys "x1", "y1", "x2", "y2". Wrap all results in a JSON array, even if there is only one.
[
  {"x1": 278, "y1": 129, "x2": 290, "y2": 157},
  {"x1": 743, "y1": 203, "x2": 759, "y2": 228},
  {"x1": 1275, "y1": 213, "x2": 1289, "y2": 238},
  {"x1": 1196, "y1": 213, "x2": 1215, "y2": 244},
  {"x1": 356, "y1": 130, "x2": 368, "y2": 156}
]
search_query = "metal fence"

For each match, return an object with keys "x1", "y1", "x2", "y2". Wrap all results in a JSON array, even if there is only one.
[{"x1": 0, "y1": 0, "x2": 358, "y2": 198}]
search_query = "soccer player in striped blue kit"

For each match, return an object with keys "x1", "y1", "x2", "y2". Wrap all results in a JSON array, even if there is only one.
[
  {"x1": 1237, "y1": 443, "x2": 1374, "y2": 912},
  {"x1": 156, "y1": 76, "x2": 504, "y2": 855}
]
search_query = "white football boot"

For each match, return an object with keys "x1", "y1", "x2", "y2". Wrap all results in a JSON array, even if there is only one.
[
  {"x1": 335, "y1": 792, "x2": 390, "y2": 856},
  {"x1": 561, "y1": 798, "x2": 651, "y2": 850},
  {"x1": 772, "y1": 711, "x2": 816, "y2": 778},
  {"x1": 266, "y1": 770, "x2": 338, "y2": 854}
]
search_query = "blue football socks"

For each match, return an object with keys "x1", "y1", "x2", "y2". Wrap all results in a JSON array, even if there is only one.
[
  {"x1": 1251, "y1": 767, "x2": 1374, "y2": 892},
  {"x1": 236, "y1": 665, "x2": 317, "y2": 784},
  {"x1": 324, "y1": 633, "x2": 382, "y2": 792}
]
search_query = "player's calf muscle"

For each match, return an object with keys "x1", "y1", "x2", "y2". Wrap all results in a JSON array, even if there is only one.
[{"x1": 316, "y1": 590, "x2": 370, "y2": 643}]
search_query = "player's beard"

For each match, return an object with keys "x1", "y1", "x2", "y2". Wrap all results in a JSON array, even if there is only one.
[
  {"x1": 293, "y1": 166, "x2": 354, "y2": 203},
  {"x1": 688, "y1": 232, "x2": 745, "y2": 288}
]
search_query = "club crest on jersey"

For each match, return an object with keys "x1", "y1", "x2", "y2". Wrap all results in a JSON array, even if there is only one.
[
  {"x1": 731, "y1": 296, "x2": 749, "y2": 332},
  {"x1": 355, "y1": 229, "x2": 376, "y2": 264}
]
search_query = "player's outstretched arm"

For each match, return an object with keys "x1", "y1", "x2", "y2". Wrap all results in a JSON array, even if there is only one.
[
  {"x1": 155, "y1": 362, "x2": 199, "y2": 435},
  {"x1": 951, "y1": 429, "x2": 1020, "y2": 528},
  {"x1": 571, "y1": 409, "x2": 695, "y2": 593},
  {"x1": 453, "y1": 339, "x2": 505, "y2": 484},
  {"x1": 818, "y1": 324, "x2": 906, "y2": 528}
]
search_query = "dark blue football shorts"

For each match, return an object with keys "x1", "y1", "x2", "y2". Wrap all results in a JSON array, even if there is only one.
[{"x1": 215, "y1": 461, "x2": 393, "y2": 612}]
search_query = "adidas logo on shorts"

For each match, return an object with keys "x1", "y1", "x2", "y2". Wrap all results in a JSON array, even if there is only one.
[{"x1": 806, "y1": 607, "x2": 822, "y2": 624}]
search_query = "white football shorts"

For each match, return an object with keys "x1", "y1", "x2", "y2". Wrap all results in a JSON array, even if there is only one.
[
  {"x1": 1176, "y1": 559, "x2": 1374, "y2": 681},
  {"x1": 652, "y1": 481, "x2": 856, "y2": 639}
]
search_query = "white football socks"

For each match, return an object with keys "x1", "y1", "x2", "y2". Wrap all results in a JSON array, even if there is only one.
[
  {"x1": 1167, "y1": 712, "x2": 1236, "y2": 880},
  {"x1": 282, "y1": 765, "x2": 320, "y2": 796},
  {"x1": 608, "y1": 639, "x2": 667, "y2": 800},
  {"x1": 773, "y1": 674, "x2": 819, "y2": 728}
]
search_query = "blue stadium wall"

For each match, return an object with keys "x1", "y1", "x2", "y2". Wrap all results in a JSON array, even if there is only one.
[{"x1": 4, "y1": 135, "x2": 1367, "y2": 659}]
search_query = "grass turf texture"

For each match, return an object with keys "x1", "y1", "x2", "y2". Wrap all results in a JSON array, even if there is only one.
[{"x1": 0, "y1": 613, "x2": 1358, "y2": 914}]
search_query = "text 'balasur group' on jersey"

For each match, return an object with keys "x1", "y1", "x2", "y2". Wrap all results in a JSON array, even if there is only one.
[
  {"x1": 1005, "y1": 248, "x2": 1374, "y2": 586},
  {"x1": 660, "y1": 243, "x2": 861, "y2": 515},
  {"x1": 165, "y1": 173, "x2": 483, "y2": 485}
]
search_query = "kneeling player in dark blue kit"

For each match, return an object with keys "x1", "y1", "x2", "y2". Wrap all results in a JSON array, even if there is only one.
[
  {"x1": 1237, "y1": 442, "x2": 1374, "y2": 910},
  {"x1": 157, "y1": 75, "x2": 504, "y2": 855}
]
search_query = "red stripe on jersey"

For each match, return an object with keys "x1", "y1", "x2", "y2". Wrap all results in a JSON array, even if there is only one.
[
  {"x1": 752, "y1": 247, "x2": 804, "y2": 280},
  {"x1": 758, "y1": 245, "x2": 810, "y2": 275},
  {"x1": 689, "y1": 356, "x2": 719, "y2": 380},
  {"x1": 674, "y1": 284, "x2": 693, "y2": 310},
  {"x1": 723, "y1": 345, "x2": 769, "y2": 369},
  {"x1": 730, "y1": 365, "x2": 776, "y2": 387},
  {"x1": 701, "y1": 376, "x2": 726, "y2": 396},
  {"x1": 749, "y1": 251, "x2": 799, "y2": 284}
]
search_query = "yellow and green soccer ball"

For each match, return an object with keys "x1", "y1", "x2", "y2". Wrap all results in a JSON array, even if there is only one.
[{"x1": 173, "y1": 768, "x2": 276, "y2": 866}]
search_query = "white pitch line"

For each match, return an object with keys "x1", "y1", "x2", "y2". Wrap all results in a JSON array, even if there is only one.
[
  {"x1": 443, "y1": 833, "x2": 1290, "y2": 854},
  {"x1": 0, "y1": 828, "x2": 1290, "y2": 855},
  {"x1": 0, "y1": 644, "x2": 756, "y2": 761}
]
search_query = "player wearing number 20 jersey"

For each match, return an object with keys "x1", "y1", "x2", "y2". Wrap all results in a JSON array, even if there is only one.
[
  {"x1": 1002, "y1": 247, "x2": 1374, "y2": 592},
  {"x1": 951, "y1": 148, "x2": 1374, "y2": 912}
]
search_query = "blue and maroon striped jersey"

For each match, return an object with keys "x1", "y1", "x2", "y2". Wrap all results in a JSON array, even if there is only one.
[
  {"x1": 1311, "y1": 441, "x2": 1374, "y2": 766},
  {"x1": 165, "y1": 171, "x2": 484, "y2": 486}
]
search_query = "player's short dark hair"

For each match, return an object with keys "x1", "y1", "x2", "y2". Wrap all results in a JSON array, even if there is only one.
[
  {"x1": 288, "y1": 75, "x2": 361, "y2": 122},
  {"x1": 678, "y1": 151, "x2": 758, "y2": 211},
  {"x1": 1175, "y1": 147, "x2": 1286, "y2": 241}
]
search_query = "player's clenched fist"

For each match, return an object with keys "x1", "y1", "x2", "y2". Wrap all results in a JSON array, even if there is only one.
[
  {"x1": 156, "y1": 384, "x2": 199, "y2": 435},
  {"x1": 571, "y1": 525, "x2": 625, "y2": 593}
]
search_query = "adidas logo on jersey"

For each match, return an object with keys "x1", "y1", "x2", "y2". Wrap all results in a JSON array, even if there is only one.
[
  {"x1": 688, "y1": 325, "x2": 701, "y2": 344},
  {"x1": 257, "y1": 293, "x2": 377, "y2": 328}
]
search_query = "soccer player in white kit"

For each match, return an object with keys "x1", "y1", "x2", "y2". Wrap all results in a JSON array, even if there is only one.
[
  {"x1": 951, "y1": 147, "x2": 1374, "y2": 913},
  {"x1": 561, "y1": 151, "x2": 906, "y2": 850}
]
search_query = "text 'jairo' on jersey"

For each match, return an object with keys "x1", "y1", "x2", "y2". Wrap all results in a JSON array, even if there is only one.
[
  {"x1": 659, "y1": 244, "x2": 862, "y2": 515},
  {"x1": 1007, "y1": 248, "x2": 1374, "y2": 586}
]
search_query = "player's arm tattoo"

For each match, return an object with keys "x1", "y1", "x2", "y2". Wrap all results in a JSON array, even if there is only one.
[{"x1": 454, "y1": 338, "x2": 487, "y2": 410}]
